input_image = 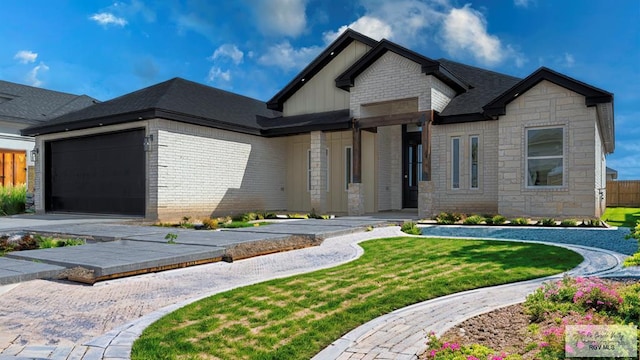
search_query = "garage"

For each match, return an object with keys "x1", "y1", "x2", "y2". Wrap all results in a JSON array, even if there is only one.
[{"x1": 44, "y1": 129, "x2": 145, "y2": 216}]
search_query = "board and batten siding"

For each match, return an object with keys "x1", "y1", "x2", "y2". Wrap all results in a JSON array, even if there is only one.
[
  {"x1": 286, "y1": 130, "x2": 376, "y2": 214},
  {"x1": 283, "y1": 41, "x2": 372, "y2": 116}
]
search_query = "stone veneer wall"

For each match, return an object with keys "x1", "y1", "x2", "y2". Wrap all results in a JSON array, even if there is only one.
[
  {"x1": 426, "y1": 120, "x2": 500, "y2": 217},
  {"x1": 153, "y1": 119, "x2": 287, "y2": 221},
  {"x1": 497, "y1": 80, "x2": 599, "y2": 218}
]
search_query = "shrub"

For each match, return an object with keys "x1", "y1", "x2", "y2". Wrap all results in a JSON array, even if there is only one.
[
  {"x1": 491, "y1": 215, "x2": 507, "y2": 225},
  {"x1": 425, "y1": 332, "x2": 517, "y2": 359},
  {"x1": 618, "y1": 283, "x2": 640, "y2": 322},
  {"x1": 560, "y1": 219, "x2": 578, "y2": 227},
  {"x1": 625, "y1": 220, "x2": 640, "y2": 240},
  {"x1": 0, "y1": 184, "x2": 26, "y2": 216},
  {"x1": 572, "y1": 277, "x2": 622, "y2": 313},
  {"x1": 538, "y1": 218, "x2": 556, "y2": 227},
  {"x1": 36, "y1": 235, "x2": 84, "y2": 248},
  {"x1": 463, "y1": 215, "x2": 484, "y2": 225},
  {"x1": 581, "y1": 218, "x2": 603, "y2": 227},
  {"x1": 400, "y1": 221, "x2": 421, "y2": 235},
  {"x1": 510, "y1": 217, "x2": 529, "y2": 226},
  {"x1": 435, "y1": 212, "x2": 463, "y2": 225},
  {"x1": 623, "y1": 252, "x2": 640, "y2": 267},
  {"x1": 201, "y1": 218, "x2": 218, "y2": 230}
]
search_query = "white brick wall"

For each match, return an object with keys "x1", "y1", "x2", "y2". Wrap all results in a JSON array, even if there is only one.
[
  {"x1": 154, "y1": 119, "x2": 287, "y2": 220},
  {"x1": 497, "y1": 80, "x2": 600, "y2": 218}
]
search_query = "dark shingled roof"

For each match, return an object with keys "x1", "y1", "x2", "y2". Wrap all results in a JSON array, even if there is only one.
[
  {"x1": 0, "y1": 80, "x2": 97, "y2": 126},
  {"x1": 22, "y1": 78, "x2": 281, "y2": 136},
  {"x1": 258, "y1": 109, "x2": 351, "y2": 137},
  {"x1": 436, "y1": 59, "x2": 521, "y2": 120}
]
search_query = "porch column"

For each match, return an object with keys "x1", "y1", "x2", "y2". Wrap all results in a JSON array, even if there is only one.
[
  {"x1": 310, "y1": 131, "x2": 327, "y2": 214},
  {"x1": 419, "y1": 111, "x2": 435, "y2": 219},
  {"x1": 348, "y1": 123, "x2": 365, "y2": 215}
]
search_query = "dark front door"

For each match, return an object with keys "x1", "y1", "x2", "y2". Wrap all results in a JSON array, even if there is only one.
[
  {"x1": 45, "y1": 129, "x2": 145, "y2": 216},
  {"x1": 402, "y1": 130, "x2": 422, "y2": 208}
]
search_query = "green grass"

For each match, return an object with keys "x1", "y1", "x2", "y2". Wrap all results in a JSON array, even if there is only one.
[
  {"x1": 602, "y1": 207, "x2": 640, "y2": 227},
  {"x1": 0, "y1": 184, "x2": 26, "y2": 215},
  {"x1": 132, "y1": 237, "x2": 582, "y2": 360},
  {"x1": 219, "y1": 221, "x2": 271, "y2": 229}
]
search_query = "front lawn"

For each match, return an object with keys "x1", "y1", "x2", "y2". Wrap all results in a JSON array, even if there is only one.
[
  {"x1": 603, "y1": 207, "x2": 640, "y2": 228},
  {"x1": 132, "y1": 237, "x2": 582, "y2": 360}
]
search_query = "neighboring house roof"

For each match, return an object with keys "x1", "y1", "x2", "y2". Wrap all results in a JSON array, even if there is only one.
[
  {"x1": 335, "y1": 39, "x2": 470, "y2": 93},
  {"x1": 606, "y1": 167, "x2": 618, "y2": 180},
  {"x1": 22, "y1": 78, "x2": 281, "y2": 136},
  {"x1": 0, "y1": 80, "x2": 96, "y2": 127},
  {"x1": 266, "y1": 29, "x2": 378, "y2": 111}
]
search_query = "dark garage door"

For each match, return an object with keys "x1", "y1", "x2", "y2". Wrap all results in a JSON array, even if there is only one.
[{"x1": 45, "y1": 129, "x2": 145, "y2": 216}]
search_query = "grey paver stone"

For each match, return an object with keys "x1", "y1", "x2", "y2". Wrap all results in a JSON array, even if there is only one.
[{"x1": 103, "y1": 345, "x2": 130, "y2": 359}]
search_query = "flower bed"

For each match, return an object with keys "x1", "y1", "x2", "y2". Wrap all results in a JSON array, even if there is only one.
[
  {"x1": 427, "y1": 212, "x2": 606, "y2": 228},
  {"x1": 422, "y1": 276, "x2": 640, "y2": 359}
]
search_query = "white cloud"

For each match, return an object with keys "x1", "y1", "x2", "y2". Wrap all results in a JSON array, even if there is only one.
[
  {"x1": 14, "y1": 50, "x2": 38, "y2": 64},
  {"x1": 255, "y1": 0, "x2": 307, "y2": 37},
  {"x1": 211, "y1": 44, "x2": 244, "y2": 65},
  {"x1": 441, "y1": 5, "x2": 525, "y2": 67},
  {"x1": 323, "y1": 16, "x2": 393, "y2": 43},
  {"x1": 207, "y1": 67, "x2": 231, "y2": 82},
  {"x1": 90, "y1": 12, "x2": 127, "y2": 27},
  {"x1": 564, "y1": 52, "x2": 575, "y2": 67},
  {"x1": 514, "y1": 0, "x2": 534, "y2": 8},
  {"x1": 441, "y1": 5, "x2": 504, "y2": 65},
  {"x1": 324, "y1": 0, "x2": 448, "y2": 47},
  {"x1": 258, "y1": 41, "x2": 322, "y2": 71},
  {"x1": 26, "y1": 62, "x2": 49, "y2": 87}
]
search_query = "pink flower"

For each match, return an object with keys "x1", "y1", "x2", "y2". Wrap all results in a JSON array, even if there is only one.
[
  {"x1": 539, "y1": 342, "x2": 549, "y2": 348},
  {"x1": 577, "y1": 341, "x2": 585, "y2": 349},
  {"x1": 429, "y1": 349, "x2": 437, "y2": 357},
  {"x1": 466, "y1": 357, "x2": 479, "y2": 360},
  {"x1": 443, "y1": 342, "x2": 451, "y2": 349},
  {"x1": 450, "y1": 343, "x2": 461, "y2": 350},
  {"x1": 566, "y1": 344, "x2": 575, "y2": 354}
]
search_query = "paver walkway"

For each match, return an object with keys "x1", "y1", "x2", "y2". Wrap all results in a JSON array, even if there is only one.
[{"x1": 0, "y1": 221, "x2": 637, "y2": 360}]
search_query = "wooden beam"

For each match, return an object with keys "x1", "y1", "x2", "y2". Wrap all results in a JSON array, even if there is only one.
[
  {"x1": 421, "y1": 110, "x2": 433, "y2": 181},
  {"x1": 352, "y1": 125, "x2": 362, "y2": 183},
  {"x1": 356, "y1": 111, "x2": 429, "y2": 129}
]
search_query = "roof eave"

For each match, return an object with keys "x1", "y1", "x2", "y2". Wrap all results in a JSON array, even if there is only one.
[{"x1": 20, "y1": 109, "x2": 156, "y2": 136}]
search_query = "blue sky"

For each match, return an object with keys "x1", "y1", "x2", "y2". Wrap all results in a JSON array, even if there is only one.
[{"x1": 1, "y1": 0, "x2": 638, "y2": 179}]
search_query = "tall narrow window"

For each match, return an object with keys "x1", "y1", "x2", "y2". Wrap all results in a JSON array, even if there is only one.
[
  {"x1": 452, "y1": 137, "x2": 460, "y2": 189},
  {"x1": 526, "y1": 127, "x2": 564, "y2": 187},
  {"x1": 470, "y1": 136, "x2": 479, "y2": 189},
  {"x1": 325, "y1": 148, "x2": 330, "y2": 192},
  {"x1": 345, "y1": 146, "x2": 353, "y2": 190},
  {"x1": 307, "y1": 149, "x2": 312, "y2": 191}
]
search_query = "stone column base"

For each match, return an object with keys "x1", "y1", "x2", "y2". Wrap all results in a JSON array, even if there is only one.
[
  {"x1": 348, "y1": 183, "x2": 365, "y2": 216},
  {"x1": 418, "y1": 181, "x2": 435, "y2": 219}
]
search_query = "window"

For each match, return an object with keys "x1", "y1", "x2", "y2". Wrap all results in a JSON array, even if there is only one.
[
  {"x1": 526, "y1": 127, "x2": 564, "y2": 187},
  {"x1": 470, "y1": 136, "x2": 479, "y2": 189},
  {"x1": 451, "y1": 137, "x2": 460, "y2": 189},
  {"x1": 345, "y1": 146, "x2": 353, "y2": 191},
  {"x1": 307, "y1": 149, "x2": 312, "y2": 191}
]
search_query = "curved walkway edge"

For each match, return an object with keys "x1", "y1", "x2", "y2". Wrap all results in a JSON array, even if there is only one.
[{"x1": 312, "y1": 241, "x2": 637, "y2": 360}]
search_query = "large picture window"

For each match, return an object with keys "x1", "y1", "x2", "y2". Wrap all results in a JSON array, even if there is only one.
[
  {"x1": 451, "y1": 137, "x2": 460, "y2": 189},
  {"x1": 526, "y1": 127, "x2": 564, "y2": 187}
]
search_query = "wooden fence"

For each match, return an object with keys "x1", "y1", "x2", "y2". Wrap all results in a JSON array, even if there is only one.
[{"x1": 607, "y1": 180, "x2": 640, "y2": 207}]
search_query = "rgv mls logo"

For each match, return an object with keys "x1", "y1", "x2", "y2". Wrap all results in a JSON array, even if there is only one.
[{"x1": 566, "y1": 325, "x2": 638, "y2": 358}]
